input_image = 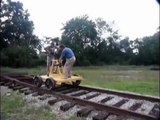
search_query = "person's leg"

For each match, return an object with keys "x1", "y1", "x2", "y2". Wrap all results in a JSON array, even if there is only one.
[
  {"x1": 64, "y1": 59, "x2": 71, "y2": 79},
  {"x1": 68, "y1": 57, "x2": 76, "y2": 77},
  {"x1": 47, "y1": 56, "x2": 50, "y2": 76},
  {"x1": 47, "y1": 56, "x2": 53, "y2": 76},
  {"x1": 64, "y1": 57, "x2": 76, "y2": 79},
  {"x1": 64, "y1": 59, "x2": 70, "y2": 79},
  {"x1": 67, "y1": 65, "x2": 72, "y2": 78}
]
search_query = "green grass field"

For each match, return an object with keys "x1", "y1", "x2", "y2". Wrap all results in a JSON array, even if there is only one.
[{"x1": 1, "y1": 65, "x2": 159, "y2": 96}]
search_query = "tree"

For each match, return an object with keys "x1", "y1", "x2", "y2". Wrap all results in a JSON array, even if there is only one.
[
  {"x1": 0, "y1": 0, "x2": 39, "y2": 49},
  {"x1": 61, "y1": 15, "x2": 124, "y2": 65},
  {"x1": 1, "y1": 46, "x2": 39, "y2": 67},
  {"x1": 95, "y1": 19, "x2": 122, "y2": 64},
  {"x1": 61, "y1": 15, "x2": 98, "y2": 65},
  {"x1": 136, "y1": 31, "x2": 159, "y2": 65},
  {"x1": 119, "y1": 37, "x2": 134, "y2": 63},
  {"x1": 0, "y1": 0, "x2": 41, "y2": 67}
]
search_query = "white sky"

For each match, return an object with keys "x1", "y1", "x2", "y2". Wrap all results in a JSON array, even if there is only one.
[{"x1": 17, "y1": 0, "x2": 159, "y2": 40}]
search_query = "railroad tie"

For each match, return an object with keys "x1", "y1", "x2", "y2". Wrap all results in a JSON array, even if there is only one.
[
  {"x1": 100, "y1": 96, "x2": 113, "y2": 103},
  {"x1": 38, "y1": 95, "x2": 51, "y2": 100},
  {"x1": 12, "y1": 86, "x2": 25, "y2": 91},
  {"x1": 149, "y1": 104, "x2": 160, "y2": 118},
  {"x1": 31, "y1": 92, "x2": 39, "y2": 97},
  {"x1": 61, "y1": 89, "x2": 78, "y2": 94},
  {"x1": 48, "y1": 98, "x2": 62, "y2": 105},
  {"x1": 19, "y1": 87, "x2": 29, "y2": 93},
  {"x1": 38, "y1": 96, "x2": 47, "y2": 100},
  {"x1": 54, "y1": 87, "x2": 68, "y2": 92},
  {"x1": 77, "y1": 107, "x2": 93, "y2": 117},
  {"x1": 136, "y1": 101, "x2": 156, "y2": 115},
  {"x1": 37, "y1": 91, "x2": 44, "y2": 96},
  {"x1": 24, "y1": 90, "x2": 33, "y2": 95},
  {"x1": 84, "y1": 93, "x2": 100, "y2": 100},
  {"x1": 60, "y1": 103, "x2": 76, "y2": 111},
  {"x1": 71, "y1": 91, "x2": 89, "y2": 96},
  {"x1": 129, "y1": 102, "x2": 143, "y2": 111},
  {"x1": 113, "y1": 99, "x2": 129, "y2": 107},
  {"x1": 92, "y1": 111, "x2": 109, "y2": 120}
]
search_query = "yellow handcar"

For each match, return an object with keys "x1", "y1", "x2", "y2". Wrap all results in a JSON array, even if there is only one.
[{"x1": 33, "y1": 59, "x2": 83, "y2": 90}]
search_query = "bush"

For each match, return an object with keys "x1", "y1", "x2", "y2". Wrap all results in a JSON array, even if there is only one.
[
  {"x1": 0, "y1": 46, "x2": 40, "y2": 67},
  {"x1": 38, "y1": 53, "x2": 47, "y2": 66}
]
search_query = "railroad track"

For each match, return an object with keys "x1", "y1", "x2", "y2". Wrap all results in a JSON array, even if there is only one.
[{"x1": 0, "y1": 74, "x2": 160, "y2": 120}]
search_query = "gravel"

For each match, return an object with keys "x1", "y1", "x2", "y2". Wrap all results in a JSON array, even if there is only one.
[
  {"x1": 0, "y1": 86, "x2": 12, "y2": 96},
  {"x1": 136, "y1": 100, "x2": 156, "y2": 115}
]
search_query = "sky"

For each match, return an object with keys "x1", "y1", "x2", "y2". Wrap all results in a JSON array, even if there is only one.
[{"x1": 16, "y1": 0, "x2": 159, "y2": 40}]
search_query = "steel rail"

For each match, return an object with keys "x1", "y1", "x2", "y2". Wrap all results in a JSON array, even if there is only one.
[
  {"x1": 71, "y1": 85, "x2": 160, "y2": 103},
  {"x1": 1, "y1": 75, "x2": 159, "y2": 120}
]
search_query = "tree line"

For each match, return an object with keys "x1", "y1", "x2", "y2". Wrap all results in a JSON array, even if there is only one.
[{"x1": 0, "y1": 0, "x2": 159, "y2": 67}]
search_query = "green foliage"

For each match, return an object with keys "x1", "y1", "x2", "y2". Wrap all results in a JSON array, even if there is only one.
[
  {"x1": 61, "y1": 15, "x2": 125, "y2": 65},
  {"x1": 61, "y1": 15, "x2": 159, "y2": 66},
  {"x1": 38, "y1": 53, "x2": 47, "y2": 66},
  {"x1": 0, "y1": 0, "x2": 42, "y2": 67},
  {"x1": 0, "y1": 46, "x2": 41, "y2": 67},
  {"x1": 61, "y1": 15, "x2": 98, "y2": 65},
  {"x1": 0, "y1": 0, "x2": 41, "y2": 50},
  {"x1": 133, "y1": 31, "x2": 159, "y2": 65}
]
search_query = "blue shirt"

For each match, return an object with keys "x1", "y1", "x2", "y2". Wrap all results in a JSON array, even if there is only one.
[{"x1": 61, "y1": 48, "x2": 75, "y2": 59}]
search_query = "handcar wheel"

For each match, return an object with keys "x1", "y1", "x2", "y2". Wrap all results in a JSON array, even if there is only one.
[
  {"x1": 45, "y1": 78, "x2": 56, "y2": 90},
  {"x1": 72, "y1": 80, "x2": 81, "y2": 86},
  {"x1": 34, "y1": 76, "x2": 43, "y2": 87}
]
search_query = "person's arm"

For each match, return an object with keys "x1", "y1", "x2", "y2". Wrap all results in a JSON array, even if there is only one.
[
  {"x1": 59, "y1": 55, "x2": 63, "y2": 64},
  {"x1": 59, "y1": 50, "x2": 65, "y2": 63},
  {"x1": 44, "y1": 47, "x2": 51, "y2": 54}
]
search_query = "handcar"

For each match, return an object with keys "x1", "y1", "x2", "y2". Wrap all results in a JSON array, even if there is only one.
[{"x1": 33, "y1": 59, "x2": 83, "y2": 90}]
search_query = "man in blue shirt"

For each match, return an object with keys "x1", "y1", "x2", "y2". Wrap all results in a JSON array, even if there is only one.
[{"x1": 59, "y1": 45, "x2": 76, "y2": 79}]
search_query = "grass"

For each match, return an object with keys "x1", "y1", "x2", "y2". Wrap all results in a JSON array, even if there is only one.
[
  {"x1": 1, "y1": 91, "x2": 56, "y2": 120},
  {"x1": 75, "y1": 66, "x2": 159, "y2": 96},
  {"x1": 1, "y1": 65, "x2": 159, "y2": 96}
]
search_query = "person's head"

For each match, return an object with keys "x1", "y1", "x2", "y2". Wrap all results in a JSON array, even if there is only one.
[
  {"x1": 59, "y1": 44, "x2": 65, "y2": 51},
  {"x1": 51, "y1": 42, "x2": 55, "y2": 47}
]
